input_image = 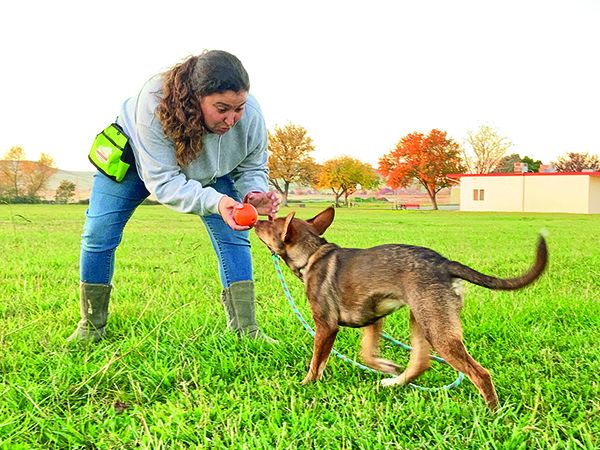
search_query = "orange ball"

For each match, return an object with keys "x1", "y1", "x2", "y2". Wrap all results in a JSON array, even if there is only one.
[{"x1": 233, "y1": 203, "x2": 258, "y2": 226}]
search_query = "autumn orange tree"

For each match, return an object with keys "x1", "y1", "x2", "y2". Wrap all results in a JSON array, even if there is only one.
[
  {"x1": 0, "y1": 146, "x2": 26, "y2": 197},
  {"x1": 378, "y1": 129, "x2": 465, "y2": 209},
  {"x1": 268, "y1": 123, "x2": 320, "y2": 206},
  {"x1": 24, "y1": 153, "x2": 56, "y2": 198},
  {"x1": 0, "y1": 146, "x2": 57, "y2": 201},
  {"x1": 317, "y1": 156, "x2": 380, "y2": 207}
]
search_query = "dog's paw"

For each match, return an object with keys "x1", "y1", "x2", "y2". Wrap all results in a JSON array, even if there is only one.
[
  {"x1": 367, "y1": 358, "x2": 401, "y2": 375},
  {"x1": 301, "y1": 375, "x2": 315, "y2": 385},
  {"x1": 380, "y1": 377, "x2": 399, "y2": 387}
]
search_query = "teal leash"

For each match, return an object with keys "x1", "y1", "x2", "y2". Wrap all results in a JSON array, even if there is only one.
[{"x1": 271, "y1": 253, "x2": 464, "y2": 392}]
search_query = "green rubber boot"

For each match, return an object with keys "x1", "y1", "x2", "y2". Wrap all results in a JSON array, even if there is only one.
[
  {"x1": 67, "y1": 282, "x2": 111, "y2": 343},
  {"x1": 221, "y1": 280, "x2": 277, "y2": 343}
]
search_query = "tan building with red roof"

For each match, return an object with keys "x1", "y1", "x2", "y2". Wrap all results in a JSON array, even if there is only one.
[{"x1": 449, "y1": 172, "x2": 600, "y2": 214}]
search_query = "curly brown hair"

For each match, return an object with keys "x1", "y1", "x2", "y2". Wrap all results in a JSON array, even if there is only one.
[{"x1": 156, "y1": 50, "x2": 250, "y2": 166}]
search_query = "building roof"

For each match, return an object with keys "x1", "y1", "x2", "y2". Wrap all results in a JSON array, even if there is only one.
[{"x1": 448, "y1": 171, "x2": 600, "y2": 179}]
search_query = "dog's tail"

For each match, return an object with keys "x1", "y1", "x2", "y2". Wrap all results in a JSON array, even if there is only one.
[{"x1": 447, "y1": 235, "x2": 548, "y2": 290}]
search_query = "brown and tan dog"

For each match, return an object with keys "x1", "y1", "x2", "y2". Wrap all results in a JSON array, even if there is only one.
[{"x1": 254, "y1": 207, "x2": 548, "y2": 410}]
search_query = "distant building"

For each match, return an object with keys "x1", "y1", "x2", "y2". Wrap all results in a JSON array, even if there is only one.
[
  {"x1": 538, "y1": 164, "x2": 555, "y2": 173},
  {"x1": 514, "y1": 162, "x2": 528, "y2": 173},
  {"x1": 448, "y1": 172, "x2": 600, "y2": 214}
]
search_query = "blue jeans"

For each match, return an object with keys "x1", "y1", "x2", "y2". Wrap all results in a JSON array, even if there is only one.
[{"x1": 80, "y1": 167, "x2": 253, "y2": 288}]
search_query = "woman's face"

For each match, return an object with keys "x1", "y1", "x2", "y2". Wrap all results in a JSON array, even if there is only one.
[{"x1": 200, "y1": 90, "x2": 248, "y2": 135}]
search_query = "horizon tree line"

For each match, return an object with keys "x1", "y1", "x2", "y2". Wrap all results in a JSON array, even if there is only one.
[{"x1": 2, "y1": 126, "x2": 599, "y2": 207}]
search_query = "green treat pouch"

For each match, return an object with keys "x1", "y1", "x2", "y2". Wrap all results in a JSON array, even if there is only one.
[{"x1": 88, "y1": 123, "x2": 134, "y2": 182}]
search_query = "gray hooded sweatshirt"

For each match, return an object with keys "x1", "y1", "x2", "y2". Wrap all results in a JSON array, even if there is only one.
[{"x1": 117, "y1": 75, "x2": 269, "y2": 216}]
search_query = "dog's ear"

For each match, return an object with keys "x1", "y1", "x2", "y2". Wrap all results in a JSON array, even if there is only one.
[
  {"x1": 307, "y1": 206, "x2": 335, "y2": 235},
  {"x1": 281, "y1": 211, "x2": 296, "y2": 243}
]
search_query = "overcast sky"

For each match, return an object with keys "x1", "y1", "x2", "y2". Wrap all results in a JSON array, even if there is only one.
[{"x1": 1, "y1": 0, "x2": 598, "y2": 172}]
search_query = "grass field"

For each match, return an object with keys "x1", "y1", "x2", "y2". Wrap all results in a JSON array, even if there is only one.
[{"x1": 0, "y1": 204, "x2": 598, "y2": 449}]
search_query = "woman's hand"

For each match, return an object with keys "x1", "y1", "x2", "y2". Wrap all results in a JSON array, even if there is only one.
[
  {"x1": 245, "y1": 191, "x2": 281, "y2": 220},
  {"x1": 218, "y1": 196, "x2": 251, "y2": 231}
]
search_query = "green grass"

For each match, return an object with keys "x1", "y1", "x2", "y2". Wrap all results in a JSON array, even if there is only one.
[{"x1": 0, "y1": 204, "x2": 598, "y2": 449}]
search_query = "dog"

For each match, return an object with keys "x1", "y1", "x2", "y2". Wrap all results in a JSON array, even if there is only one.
[{"x1": 254, "y1": 207, "x2": 548, "y2": 410}]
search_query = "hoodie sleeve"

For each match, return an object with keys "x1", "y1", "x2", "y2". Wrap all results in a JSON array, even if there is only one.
[{"x1": 134, "y1": 122, "x2": 224, "y2": 216}]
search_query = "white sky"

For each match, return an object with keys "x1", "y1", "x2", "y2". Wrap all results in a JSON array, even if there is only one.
[{"x1": 1, "y1": 0, "x2": 598, "y2": 171}]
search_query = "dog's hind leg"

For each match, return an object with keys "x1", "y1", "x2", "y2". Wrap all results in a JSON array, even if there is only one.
[
  {"x1": 301, "y1": 324, "x2": 339, "y2": 384},
  {"x1": 381, "y1": 311, "x2": 431, "y2": 387},
  {"x1": 421, "y1": 313, "x2": 499, "y2": 410},
  {"x1": 432, "y1": 337, "x2": 498, "y2": 410},
  {"x1": 360, "y1": 319, "x2": 401, "y2": 374}
]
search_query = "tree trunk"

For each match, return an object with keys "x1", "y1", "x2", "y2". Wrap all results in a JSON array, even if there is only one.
[
  {"x1": 423, "y1": 184, "x2": 439, "y2": 210},
  {"x1": 333, "y1": 191, "x2": 343, "y2": 207},
  {"x1": 12, "y1": 161, "x2": 20, "y2": 198},
  {"x1": 431, "y1": 194, "x2": 438, "y2": 210},
  {"x1": 282, "y1": 181, "x2": 290, "y2": 207}
]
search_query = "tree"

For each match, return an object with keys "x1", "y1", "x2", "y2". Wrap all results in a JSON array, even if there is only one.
[
  {"x1": 55, "y1": 180, "x2": 77, "y2": 204},
  {"x1": 463, "y1": 125, "x2": 512, "y2": 174},
  {"x1": 24, "y1": 153, "x2": 57, "y2": 198},
  {"x1": 520, "y1": 155, "x2": 543, "y2": 173},
  {"x1": 317, "y1": 156, "x2": 380, "y2": 207},
  {"x1": 1, "y1": 146, "x2": 26, "y2": 197},
  {"x1": 553, "y1": 152, "x2": 600, "y2": 172},
  {"x1": 268, "y1": 123, "x2": 320, "y2": 206},
  {"x1": 495, "y1": 153, "x2": 542, "y2": 173},
  {"x1": 378, "y1": 129, "x2": 465, "y2": 210},
  {"x1": 0, "y1": 147, "x2": 57, "y2": 201}
]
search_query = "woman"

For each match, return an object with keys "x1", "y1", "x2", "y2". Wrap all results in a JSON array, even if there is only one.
[{"x1": 69, "y1": 50, "x2": 280, "y2": 343}]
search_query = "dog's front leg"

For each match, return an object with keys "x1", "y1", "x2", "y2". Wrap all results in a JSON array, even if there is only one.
[
  {"x1": 301, "y1": 324, "x2": 338, "y2": 384},
  {"x1": 360, "y1": 319, "x2": 401, "y2": 374}
]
